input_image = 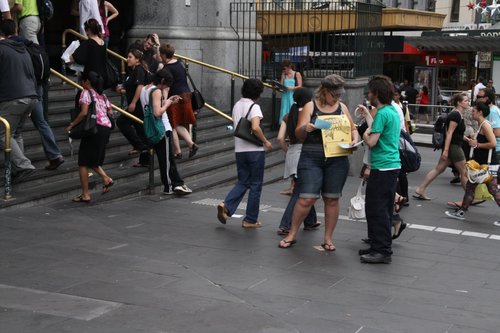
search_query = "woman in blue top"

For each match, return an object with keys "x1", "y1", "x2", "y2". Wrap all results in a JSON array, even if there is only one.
[
  {"x1": 279, "y1": 60, "x2": 302, "y2": 123},
  {"x1": 358, "y1": 75, "x2": 401, "y2": 264}
]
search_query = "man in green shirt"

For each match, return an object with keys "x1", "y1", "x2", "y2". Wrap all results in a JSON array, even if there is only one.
[
  {"x1": 360, "y1": 75, "x2": 401, "y2": 264},
  {"x1": 11, "y1": 0, "x2": 40, "y2": 44}
]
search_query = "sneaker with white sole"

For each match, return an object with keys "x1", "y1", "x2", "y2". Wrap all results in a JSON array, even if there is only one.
[
  {"x1": 163, "y1": 189, "x2": 175, "y2": 195},
  {"x1": 445, "y1": 209, "x2": 465, "y2": 220},
  {"x1": 174, "y1": 185, "x2": 192, "y2": 194},
  {"x1": 493, "y1": 221, "x2": 500, "y2": 227}
]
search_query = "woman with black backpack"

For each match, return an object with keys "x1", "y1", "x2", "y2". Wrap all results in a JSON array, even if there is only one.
[{"x1": 413, "y1": 93, "x2": 469, "y2": 200}]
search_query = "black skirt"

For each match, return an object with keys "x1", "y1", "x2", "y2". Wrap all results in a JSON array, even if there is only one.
[{"x1": 78, "y1": 125, "x2": 111, "y2": 167}]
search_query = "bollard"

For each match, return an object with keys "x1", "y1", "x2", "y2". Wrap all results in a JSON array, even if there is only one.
[
  {"x1": 148, "y1": 148, "x2": 155, "y2": 195},
  {"x1": 271, "y1": 89, "x2": 277, "y2": 130}
]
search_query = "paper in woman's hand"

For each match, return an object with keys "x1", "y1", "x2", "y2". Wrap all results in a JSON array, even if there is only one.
[
  {"x1": 61, "y1": 40, "x2": 80, "y2": 63},
  {"x1": 314, "y1": 118, "x2": 332, "y2": 130}
]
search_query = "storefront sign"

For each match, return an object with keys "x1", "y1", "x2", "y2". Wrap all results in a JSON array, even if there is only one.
[{"x1": 424, "y1": 55, "x2": 459, "y2": 66}]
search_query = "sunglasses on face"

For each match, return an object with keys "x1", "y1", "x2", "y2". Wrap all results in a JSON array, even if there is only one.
[{"x1": 476, "y1": 95, "x2": 486, "y2": 99}]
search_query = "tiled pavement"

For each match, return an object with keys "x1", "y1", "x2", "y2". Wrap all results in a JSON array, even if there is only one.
[{"x1": 1, "y1": 146, "x2": 500, "y2": 333}]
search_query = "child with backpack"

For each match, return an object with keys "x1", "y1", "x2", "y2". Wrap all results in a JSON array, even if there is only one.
[
  {"x1": 140, "y1": 68, "x2": 192, "y2": 195},
  {"x1": 413, "y1": 93, "x2": 469, "y2": 200}
]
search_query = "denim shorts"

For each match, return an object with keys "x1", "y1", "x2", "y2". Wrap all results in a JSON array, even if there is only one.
[{"x1": 297, "y1": 147, "x2": 350, "y2": 199}]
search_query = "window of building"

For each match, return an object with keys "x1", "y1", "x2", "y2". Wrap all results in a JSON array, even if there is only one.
[{"x1": 450, "y1": 0, "x2": 460, "y2": 22}]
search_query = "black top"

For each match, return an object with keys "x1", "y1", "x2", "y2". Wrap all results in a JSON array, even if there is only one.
[
  {"x1": 124, "y1": 65, "x2": 149, "y2": 107},
  {"x1": 473, "y1": 133, "x2": 499, "y2": 164},
  {"x1": 164, "y1": 60, "x2": 190, "y2": 97},
  {"x1": 73, "y1": 39, "x2": 107, "y2": 81},
  {"x1": 303, "y1": 101, "x2": 342, "y2": 145},
  {"x1": 404, "y1": 86, "x2": 418, "y2": 104},
  {"x1": 445, "y1": 110, "x2": 465, "y2": 146}
]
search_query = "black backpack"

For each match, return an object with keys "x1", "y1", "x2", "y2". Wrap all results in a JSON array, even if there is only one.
[
  {"x1": 37, "y1": 0, "x2": 54, "y2": 21},
  {"x1": 432, "y1": 112, "x2": 448, "y2": 150},
  {"x1": 24, "y1": 40, "x2": 50, "y2": 83},
  {"x1": 399, "y1": 130, "x2": 421, "y2": 173}
]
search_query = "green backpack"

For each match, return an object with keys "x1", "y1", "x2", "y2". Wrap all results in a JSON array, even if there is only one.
[{"x1": 143, "y1": 87, "x2": 166, "y2": 145}]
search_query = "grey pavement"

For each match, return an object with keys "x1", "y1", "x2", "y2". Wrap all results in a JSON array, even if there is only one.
[{"x1": 1, "y1": 146, "x2": 500, "y2": 333}]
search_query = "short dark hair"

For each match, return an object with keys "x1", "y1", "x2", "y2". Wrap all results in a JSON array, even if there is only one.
[
  {"x1": 478, "y1": 77, "x2": 485, "y2": 83},
  {"x1": 482, "y1": 88, "x2": 496, "y2": 105},
  {"x1": 293, "y1": 87, "x2": 312, "y2": 108},
  {"x1": 151, "y1": 68, "x2": 173, "y2": 87},
  {"x1": 241, "y1": 78, "x2": 264, "y2": 100},
  {"x1": 474, "y1": 101, "x2": 490, "y2": 118},
  {"x1": 0, "y1": 19, "x2": 16, "y2": 37},
  {"x1": 368, "y1": 75, "x2": 394, "y2": 105}
]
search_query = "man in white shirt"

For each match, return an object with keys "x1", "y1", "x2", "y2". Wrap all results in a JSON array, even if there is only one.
[
  {"x1": 473, "y1": 77, "x2": 486, "y2": 102},
  {"x1": 0, "y1": 0, "x2": 11, "y2": 19}
]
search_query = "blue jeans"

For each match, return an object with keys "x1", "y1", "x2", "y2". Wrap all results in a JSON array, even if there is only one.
[
  {"x1": 279, "y1": 185, "x2": 317, "y2": 230},
  {"x1": 31, "y1": 85, "x2": 62, "y2": 161},
  {"x1": 224, "y1": 151, "x2": 265, "y2": 223}
]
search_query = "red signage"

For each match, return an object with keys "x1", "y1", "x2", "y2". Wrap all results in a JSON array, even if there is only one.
[{"x1": 424, "y1": 55, "x2": 459, "y2": 66}]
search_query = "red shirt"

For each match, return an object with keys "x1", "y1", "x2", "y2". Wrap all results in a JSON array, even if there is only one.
[{"x1": 419, "y1": 91, "x2": 429, "y2": 105}]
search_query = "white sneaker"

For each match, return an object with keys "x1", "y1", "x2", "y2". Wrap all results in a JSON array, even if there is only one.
[
  {"x1": 445, "y1": 209, "x2": 465, "y2": 220},
  {"x1": 163, "y1": 189, "x2": 175, "y2": 195},
  {"x1": 174, "y1": 185, "x2": 192, "y2": 194},
  {"x1": 493, "y1": 221, "x2": 500, "y2": 227}
]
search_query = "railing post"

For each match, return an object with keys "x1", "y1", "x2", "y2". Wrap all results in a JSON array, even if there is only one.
[
  {"x1": 3, "y1": 149, "x2": 12, "y2": 201},
  {"x1": 271, "y1": 88, "x2": 277, "y2": 130},
  {"x1": 148, "y1": 148, "x2": 155, "y2": 195},
  {"x1": 231, "y1": 75, "x2": 235, "y2": 109},
  {"x1": 0, "y1": 117, "x2": 13, "y2": 201}
]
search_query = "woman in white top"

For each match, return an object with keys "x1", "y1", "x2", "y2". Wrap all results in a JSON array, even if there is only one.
[
  {"x1": 216, "y1": 79, "x2": 273, "y2": 228},
  {"x1": 140, "y1": 68, "x2": 192, "y2": 195}
]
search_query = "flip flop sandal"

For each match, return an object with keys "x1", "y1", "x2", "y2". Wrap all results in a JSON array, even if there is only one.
[
  {"x1": 392, "y1": 222, "x2": 407, "y2": 240},
  {"x1": 394, "y1": 196, "x2": 405, "y2": 213},
  {"x1": 412, "y1": 193, "x2": 431, "y2": 201},
  {"x1": 447, "y1": 201, "x2": 462, "y2": 208},
  {"x1": 278, "y1": 239, "x2": 296, "y2": 249},
  {"x1": 72, "y1": 195, "x2": 90, "y2": 203},
  {"x1": 102, "y1": 181, "x2": 114, "y2": 194},
  {"x1": 321, "y1": 243, "x2": 336, "y2": 251}
]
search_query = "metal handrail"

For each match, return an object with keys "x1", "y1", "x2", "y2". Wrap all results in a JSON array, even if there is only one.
[
  {"x1": 51, "y1": 69, "x2": 143, "y2": 124},
  {"x1": 0, "y1": 116, "x2": 13, "y2": 201},
  {"x1": 61, "y1": 29, "x2": 233, "y2": 122}
]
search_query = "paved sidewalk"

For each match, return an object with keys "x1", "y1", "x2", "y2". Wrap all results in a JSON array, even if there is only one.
[{"x1": 1, "y1": 146, "x2": 500, "y2": 333}]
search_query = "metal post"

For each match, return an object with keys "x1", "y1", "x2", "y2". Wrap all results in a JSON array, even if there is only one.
[
  {"x1": 0, "y1": 116, "x2": 13, "y2": 201},
  {"x1": 231, "y1": 75, "x2": 235, "y2": 109},
  {"x1": 148, "y1": 148, "x2": 155, "y2": 195},
  {"x1": 271, "y1": 88, "x2": 277, "y2": 130}
]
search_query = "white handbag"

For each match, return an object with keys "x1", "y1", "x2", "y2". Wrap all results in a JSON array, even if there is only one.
[{"x1": 348, "y1": 180, "x2": 366, "y2": 219}]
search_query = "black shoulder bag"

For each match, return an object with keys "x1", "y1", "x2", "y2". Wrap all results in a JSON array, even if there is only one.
[
  {"x1": 233, "y1": 103, "x2": 263, "y2": 146},
  {"x1": 182, "y1": 62, "x2": 205, "y2": 111},
  {"x1": 69, "y1": 91, "x2": 98, "y2": 139}
]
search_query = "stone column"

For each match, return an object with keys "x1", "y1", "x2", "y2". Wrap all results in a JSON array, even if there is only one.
[{"x1": 128, "y1": 0, "x2": 241, "y2": 113}]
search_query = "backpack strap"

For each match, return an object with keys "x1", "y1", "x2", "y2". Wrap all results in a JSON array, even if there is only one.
[{"x1": 147, "y1": 86, "x2": 160, "y2": 116}]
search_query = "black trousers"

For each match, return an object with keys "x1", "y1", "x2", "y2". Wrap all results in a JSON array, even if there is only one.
[
  {"x1": 117, "y1": 111, "x2": 149, "y2": 151},
  {"x1": 397, "y1": 170, "x2": 409, "y2": 199},
  {"x1": 366, "y1": 169, "x2": 399, "y2": 256},
  {"x1": 153, "y1": 131, "x2": 184, "y2": 192}
]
